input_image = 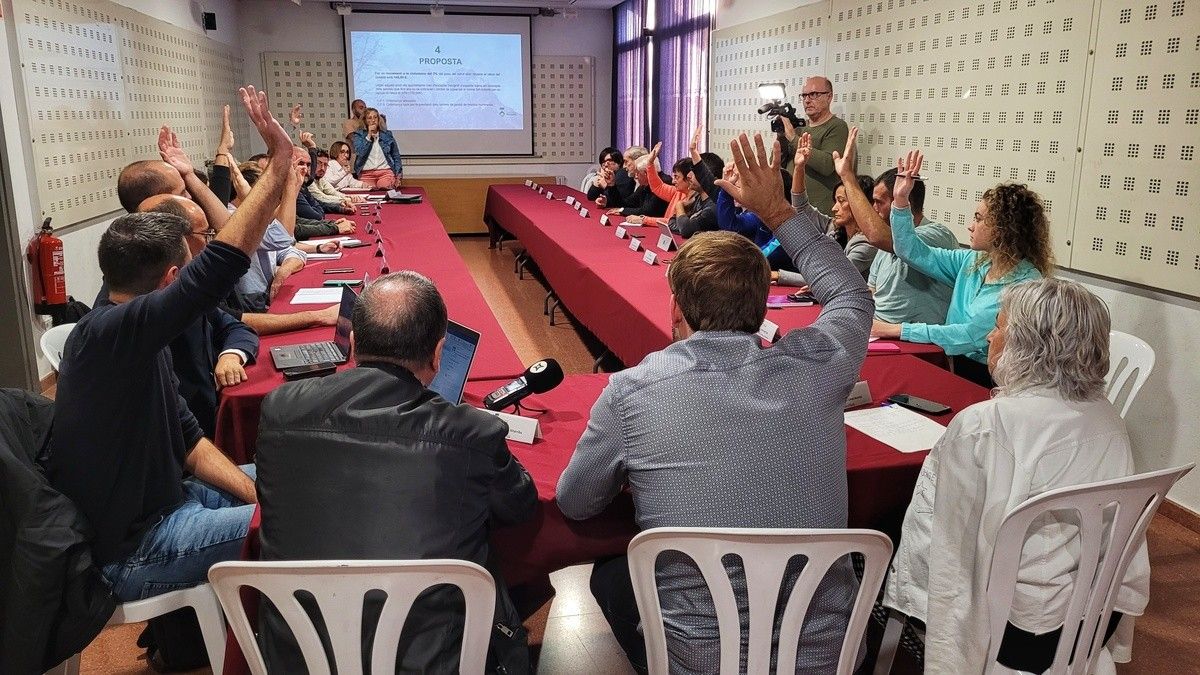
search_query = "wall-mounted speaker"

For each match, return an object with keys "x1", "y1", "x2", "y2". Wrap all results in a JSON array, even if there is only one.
[{"x1": 202, "y1": 12, "x2": 217, "y2": 31}]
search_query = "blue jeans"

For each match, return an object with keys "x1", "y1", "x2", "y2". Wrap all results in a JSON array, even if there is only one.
[{"x1": 102, "y1": 465, "x2": 256, "y2": 602}]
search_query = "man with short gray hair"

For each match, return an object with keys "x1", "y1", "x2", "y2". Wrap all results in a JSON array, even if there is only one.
[{"x1": 255, "y1": 271, "x2": 537, "y2": 672}]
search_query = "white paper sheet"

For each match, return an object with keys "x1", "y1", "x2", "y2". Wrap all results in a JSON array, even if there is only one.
[
  {"x1": 290, "y1": 287, "x2": 344, "y2": 304},
  {"x1": 305, "y1": 252, "x2": 343, "y2": 260},
  {"x1": 844, "y1": 404, "x2": 947, "y2": 453}
]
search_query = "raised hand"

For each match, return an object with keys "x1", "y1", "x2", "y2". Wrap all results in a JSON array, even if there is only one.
[
  {"x1": 648, "y1": 141, "x2": 662, "y2": 161},
  {"x1": 689, "y1": 125, "x2": 704, "y2": 161},
  {"x1": 892, "y1": 149, "x2": 923, "y2": 207},
  {"x1": 158, "y1": 126, "x2": 194, "y2": 177},
  {"x1": 832, "y1": 126, "x2": 858, "y2": 179},
  {"x1": 713, "y1": 133, "x2": 794, "y2": 230},
  {"x1": 239, "y1": 86, "x2": 290, "y2": 159},
  {"x1": 218, "y1": 104, "x2": 235, "y2": 153},
  {"x1": 793, "y1": 132, "x2": 813, "y2": 172},
  {"x1": 299, "y1": 130, "x2": 316, "y2": 149},
  {"x1": 722, "y1": 162, "x2": 739, "y2": 186},
  {"x1": 289, "y1": 103, "x2": 302, "y2": 128},
  {"x1": 283, "y1": 156, "x2": 304, "y2": 195}
]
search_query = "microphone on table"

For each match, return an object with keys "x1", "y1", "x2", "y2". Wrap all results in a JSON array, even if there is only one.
[{"x1": 484, "y1": 359, "x2": 564, "y2": 412}]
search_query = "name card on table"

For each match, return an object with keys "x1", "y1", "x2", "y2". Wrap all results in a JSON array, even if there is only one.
[
  {"x1": 642, "y1": 249, "x2": 658, "y2": 265},
  {"x1": 546, "y1": 191, "x2": 554, "y2": 200},
  {"x1": 600, "y1": 214, "x2": 610, "y2": 226},
  {"x1": 479, "y1": 408, "x2": 543, "y2": 444},
  {"x1": 524, "y1": 179, "x2": 532, "y2": 187},
  {"x1": 565, "y1": 195, "x2": 576, "y2": 206},
  {"x1": 757, "y1": 318, "x2": 780, "y2": 343},
  {"x1": 580, "y1": 208, "x2": 590, "y2": 218},
  {"x1": 844, "y1": 380, "x2": 872, "y2": 409},
  {"x1": 573, "y1": 201, "x2": 581, "y2": 211},
  {"x1": 628, "y1": 236, "x2": 642, "y2": 252},
  {"x1": 615, "y1": 225, "x2": 627, "y2": 239},
  {"x1": 537, "y1": 185, "x2": 544, "y2": 194},
  {"x1": 657, "y1": 233, "x2": 675, "y2": 252}
]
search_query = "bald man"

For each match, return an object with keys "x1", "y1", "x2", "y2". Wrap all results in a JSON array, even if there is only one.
[
  {"x1": 255, "y1": 271, "x2": 535, "y2": 672},
  {"x1": 136, "y1": 194, "x2": 339, "y2": 337},
  {"x1": 781, "y1": 76, "x2": 851, "y2": 215}
]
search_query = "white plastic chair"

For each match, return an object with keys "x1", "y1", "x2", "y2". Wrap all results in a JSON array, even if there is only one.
[
  {"x1": 875, "y1": 464, "x2": 1193, "y2": 675},
  {"x1": 45, "y1": 583, "x2": 227, "y2": 675},
  {"x1": 627, "y1": 527, "x2": 893, "y2": 675},
  {"x1": 209, "y1": 559, "x2": 496, "y2": 675},
  {"x1": 580, "y1": 170, "x2": 598, "y2": 193},
  {"x1": 1105, "y1": 331, "x2": 1155, "y2": 418},
  {"x1": 39, "y1": 323, "x2": 75, "y2": 372}
]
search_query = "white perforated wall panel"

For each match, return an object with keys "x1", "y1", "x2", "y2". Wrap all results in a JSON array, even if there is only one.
[
  {"x1": 532, "y1": 57, "x2": 595, "y2": 162},
  {"x1": 260, "y1": 52, "x2": 349, "y2": 149},
  {"x1": 13, "y1": 0, "x2": 244, "y2": 227},
  {"x1": 712, "y1": 0, "x2": 1198, "y2": 297},
  {"x1": 709, "y1": 4, "x2": 827, "y2": 156},
  {"x1": 258, "y1": 53, "x2": 594, "y2": 162},
  {"x1": 17, "y1": 0, "x2": 126, "y2": 225},
  {"x1": 1071, "y1": 0, "x2": 1200, "y2": 297},
  {"x1": 831, "y1": 0, "x2": 1088, "y2": 262}
]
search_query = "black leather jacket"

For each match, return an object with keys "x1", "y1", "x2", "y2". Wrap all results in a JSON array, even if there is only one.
[
  {"x1": 255, "y1": 362, "x2": 537, "y2": 672},
  {"x1": 1, "y1": 389, "x2": 115, "y2": 674}
]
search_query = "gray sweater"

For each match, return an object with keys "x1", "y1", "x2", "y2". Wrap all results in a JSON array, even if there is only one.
[{"x1": 558, "y1": 202, "x2": 874, "y2": 673}]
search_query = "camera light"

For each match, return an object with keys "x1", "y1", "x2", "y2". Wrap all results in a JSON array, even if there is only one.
[{"x1": 758, "y1": 83, "x2": 786, "y2": 101}]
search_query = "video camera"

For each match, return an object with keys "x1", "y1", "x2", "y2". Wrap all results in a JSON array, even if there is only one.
[{"x1": 756, "y1": 83, "x2": 805, "y2": 135}]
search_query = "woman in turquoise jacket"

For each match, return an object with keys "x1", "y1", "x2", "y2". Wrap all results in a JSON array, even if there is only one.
[{"x1": 872, "y1": 149, "x2": 1053, "y2": 386}]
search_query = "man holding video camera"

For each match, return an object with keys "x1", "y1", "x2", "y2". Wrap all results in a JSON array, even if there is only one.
[{"x1": 781, "y1": 76, "x2": 851, "y2": 217}]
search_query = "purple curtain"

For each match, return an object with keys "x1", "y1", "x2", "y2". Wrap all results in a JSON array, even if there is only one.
[
  {"x1": 652, "y1": 0, "x2": 711, "y2": 167},
  {"x1": 614, "y1": 0, "x2": 648, "y2": 151}
]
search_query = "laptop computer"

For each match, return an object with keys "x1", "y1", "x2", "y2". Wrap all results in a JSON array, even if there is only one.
[
  {"x1": 270, "y1": 286, "x2": 356, "y2": 369},
  {"x1": 428, "y1": 321, "x2": 480, "y2": 404}
]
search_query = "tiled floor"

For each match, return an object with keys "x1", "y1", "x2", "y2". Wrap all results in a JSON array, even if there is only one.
[{"x1": 75, "y1": 235, "x2": 1200, "y2": 673}]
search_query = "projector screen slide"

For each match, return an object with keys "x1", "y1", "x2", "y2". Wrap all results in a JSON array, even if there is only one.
[{"x1": 343, "y1": 14, "x2": 533, "y2": 156}]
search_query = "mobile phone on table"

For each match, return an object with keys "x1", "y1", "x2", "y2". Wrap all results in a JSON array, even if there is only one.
[
  {"x1": 887, "y1": 394, "x2": 951, "y2": 415},
  {"x1": 282, "y1": 362, "x2": 337, "y2": 380},
  {"x1": 341, "y1": 240, "x2": 369, "y2": 248},
  {"x1": 323, "y1": 279, "x2": 363, "y2": 287},
  {"x1": 787, "y1": 291, "x2": 817, "y2": 304}
]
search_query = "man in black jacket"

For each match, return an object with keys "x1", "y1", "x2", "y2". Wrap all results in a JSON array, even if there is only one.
[{"x1": 255, "y1": 270, "x2": 538, "y2": 672}]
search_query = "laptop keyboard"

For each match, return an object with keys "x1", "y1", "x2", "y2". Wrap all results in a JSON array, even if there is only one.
[{"x1": 297, "y1": 342, "x2": 342, "y2": 363}]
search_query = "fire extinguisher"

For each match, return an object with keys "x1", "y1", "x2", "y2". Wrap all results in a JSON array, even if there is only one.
[{"x1": 26, "y1": 217, "x2": 68, "y2": 315}]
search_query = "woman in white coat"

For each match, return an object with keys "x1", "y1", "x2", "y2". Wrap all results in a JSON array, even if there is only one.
[{"x1": 884, "y1": 277, "x2": 1150, "y2": 674}]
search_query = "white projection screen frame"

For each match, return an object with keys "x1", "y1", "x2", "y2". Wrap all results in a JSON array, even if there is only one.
[{"x1": 343, "y1": 13, "x2": 534, "y2": 156}]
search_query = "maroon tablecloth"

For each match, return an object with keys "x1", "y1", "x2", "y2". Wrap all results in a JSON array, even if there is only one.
[
  {"x1": 222, "y1": 356, "x2": 987, "y2": 673},
  {"x1": 213, "y1": 189, "x2": 527, "y2": 463},
  {"x1": 483, "y1": 183, "x2": 947, "y2": 368}
]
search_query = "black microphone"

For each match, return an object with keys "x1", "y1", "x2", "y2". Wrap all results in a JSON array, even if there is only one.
[{"x1": 483, "y1": 359, "x2": 564, "y2": 411}]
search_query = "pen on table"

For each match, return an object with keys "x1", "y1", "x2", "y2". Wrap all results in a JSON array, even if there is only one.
[{"x1": 323, "y1": 267, "x2": 355, "y2": 274}]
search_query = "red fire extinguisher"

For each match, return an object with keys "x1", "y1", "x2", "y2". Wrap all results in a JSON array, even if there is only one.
[{"x1": 26, "y1": 217, "x2": 68, "y2": 314}]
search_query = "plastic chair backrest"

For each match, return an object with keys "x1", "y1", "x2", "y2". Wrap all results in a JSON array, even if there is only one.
[
  {"x1": 1105, "y1": 331, "x2": 1155, "y2": 418},
  {"x1": 208, "y1": 559, "x2": 496, "y2": 675},
  {"x1": 984, "y1": 464, "x2": 1192, "y2": 674},
  {"x1": 40, "y1": 323, "x2": 75, "y2": 371},
  {"x1": 627, "y1": 527, "x2": 893, "y2": 675}
]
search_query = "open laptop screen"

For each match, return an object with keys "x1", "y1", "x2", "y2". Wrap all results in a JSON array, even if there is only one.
[
  {"x1": 428, "y1": 321, "x2": 480, "y2": 405},
  {"x1": 333, "y1": 286, "x2": 356, "y2": 357}
]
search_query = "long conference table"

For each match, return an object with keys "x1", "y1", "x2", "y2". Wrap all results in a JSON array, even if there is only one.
[
  {"x1": 218, "y1": 185, "x2": 989, "y2": 673},
  {"x1": 483, "y1": 183, "x2": 947, "y2": 369}
]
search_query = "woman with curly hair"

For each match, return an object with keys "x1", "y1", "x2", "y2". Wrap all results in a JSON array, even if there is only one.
[{"x1": 871, "y1": 149, "x2": 1052, "y2": 386}]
